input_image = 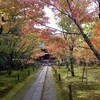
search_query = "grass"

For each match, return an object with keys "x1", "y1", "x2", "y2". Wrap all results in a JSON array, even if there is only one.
[
  {"x1": 0, "y1": 66, "x2": 41, "y2": 100},
  {"x1": 52, "y1": 65, "x2": 100, "y2": 100}
]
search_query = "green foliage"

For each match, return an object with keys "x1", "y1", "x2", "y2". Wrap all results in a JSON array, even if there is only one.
[
  {"x1": 82, "y1": 22, "x2": 94, "y2": 37},
  {"x1": 58, "y1": 16, "x2": 72, "y2": 32},
  {"x1": 0, "y1": 0, "x2": 45, "y2": 70},
  {"x1": 0, "y1": 32, "x2": 39, "y2": 70}
]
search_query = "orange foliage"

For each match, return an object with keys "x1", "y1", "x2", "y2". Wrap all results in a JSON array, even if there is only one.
[
  {"x1": 91, "y1": 23, "x2": 100, "y2": 52},
  {"x1": 31, "y1": 52, "x2": 45, "y2": 58},
  {"x1": 39, "y1": 31, "x2": 51, "y2": 40},
  {"x1": 53, "y1": 0, "x2": 93, "y2": 24}
]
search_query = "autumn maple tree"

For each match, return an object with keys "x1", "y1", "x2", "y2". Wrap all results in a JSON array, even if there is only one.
[
  {"x1": 0, "y1": 0, "x2": 50, "y2": 72},
  {"x1": 0, "y1": 0, "x2": 100, "y2": 71},
  {"x1": 41, "y1": 0, "x2": 100, "y2": 61}
]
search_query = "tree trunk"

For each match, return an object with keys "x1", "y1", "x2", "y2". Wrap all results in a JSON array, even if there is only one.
[
  {"x1": 58, "y1": 73, "x2": 61, "y2": 81},
  {"x1": 70, "y1": 58, "x2": 75, "y2": 77},
  {"x1": 9, "y1": 54, "x2": 13, "y2": 69},
  {"x1": 69, "y1": 47, "x2": 75, "y2": 77},
  {"x1": 74, "y1": 19, "x2": 100, "y2": 61},
  {"x1": 8, "y1": 53, "x2": 13, "y2": 75},
  {"x1": 8, "y1": 65, "x2": 12, "y2": 75},
  {"x1": 0, "y1": 25, "x2": 3, "y2": 34},
  {"x1": 86, "y1": 63, "x2": 88, "y2": 84},
  {"x1": 68, "y1": 84, "x2": 73, "y2": 100},
  {"x1": 66, "y1": 61, "x2": 70, "y2": 71},
  {"x1": 82, "y1": 65, "x2": 85, "y2": 82}
]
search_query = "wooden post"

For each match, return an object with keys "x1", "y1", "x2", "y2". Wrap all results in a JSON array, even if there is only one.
[
  {"x1": 68, "y1": 84, "x2": 73, "y2": 100},
  {"x1": 58, "y1": 73, "x2": 61, "y2": 81}
]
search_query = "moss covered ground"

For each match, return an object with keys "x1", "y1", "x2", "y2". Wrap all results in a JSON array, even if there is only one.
[
  {"x1": 53, "y1": 66, "x2": 100, "y2": 100},
  {"x1": 0, "y1": 66, "x2": 41, "y2": 100}
]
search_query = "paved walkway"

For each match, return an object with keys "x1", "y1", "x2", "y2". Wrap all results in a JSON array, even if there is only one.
[
  {"x1": 22, "y1": 66, "x2": 47, "y2": 100},
  {"x1": 42, "y1": 66, "x2": 57, "y2": 100},
  {"x1": 13, "y1": 66, "x2": 57, "y2": 100}
]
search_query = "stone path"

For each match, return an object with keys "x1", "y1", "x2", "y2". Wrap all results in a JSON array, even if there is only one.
[
  {"x1": 22, "y1": 66, "x2": 47, "y2": 100},
  {"x1": 13, "y1": 66, "x2": 57, "y2": 100},
  {"x1": 42, "y1": 66, "x2": 57, "y2": 100}
]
